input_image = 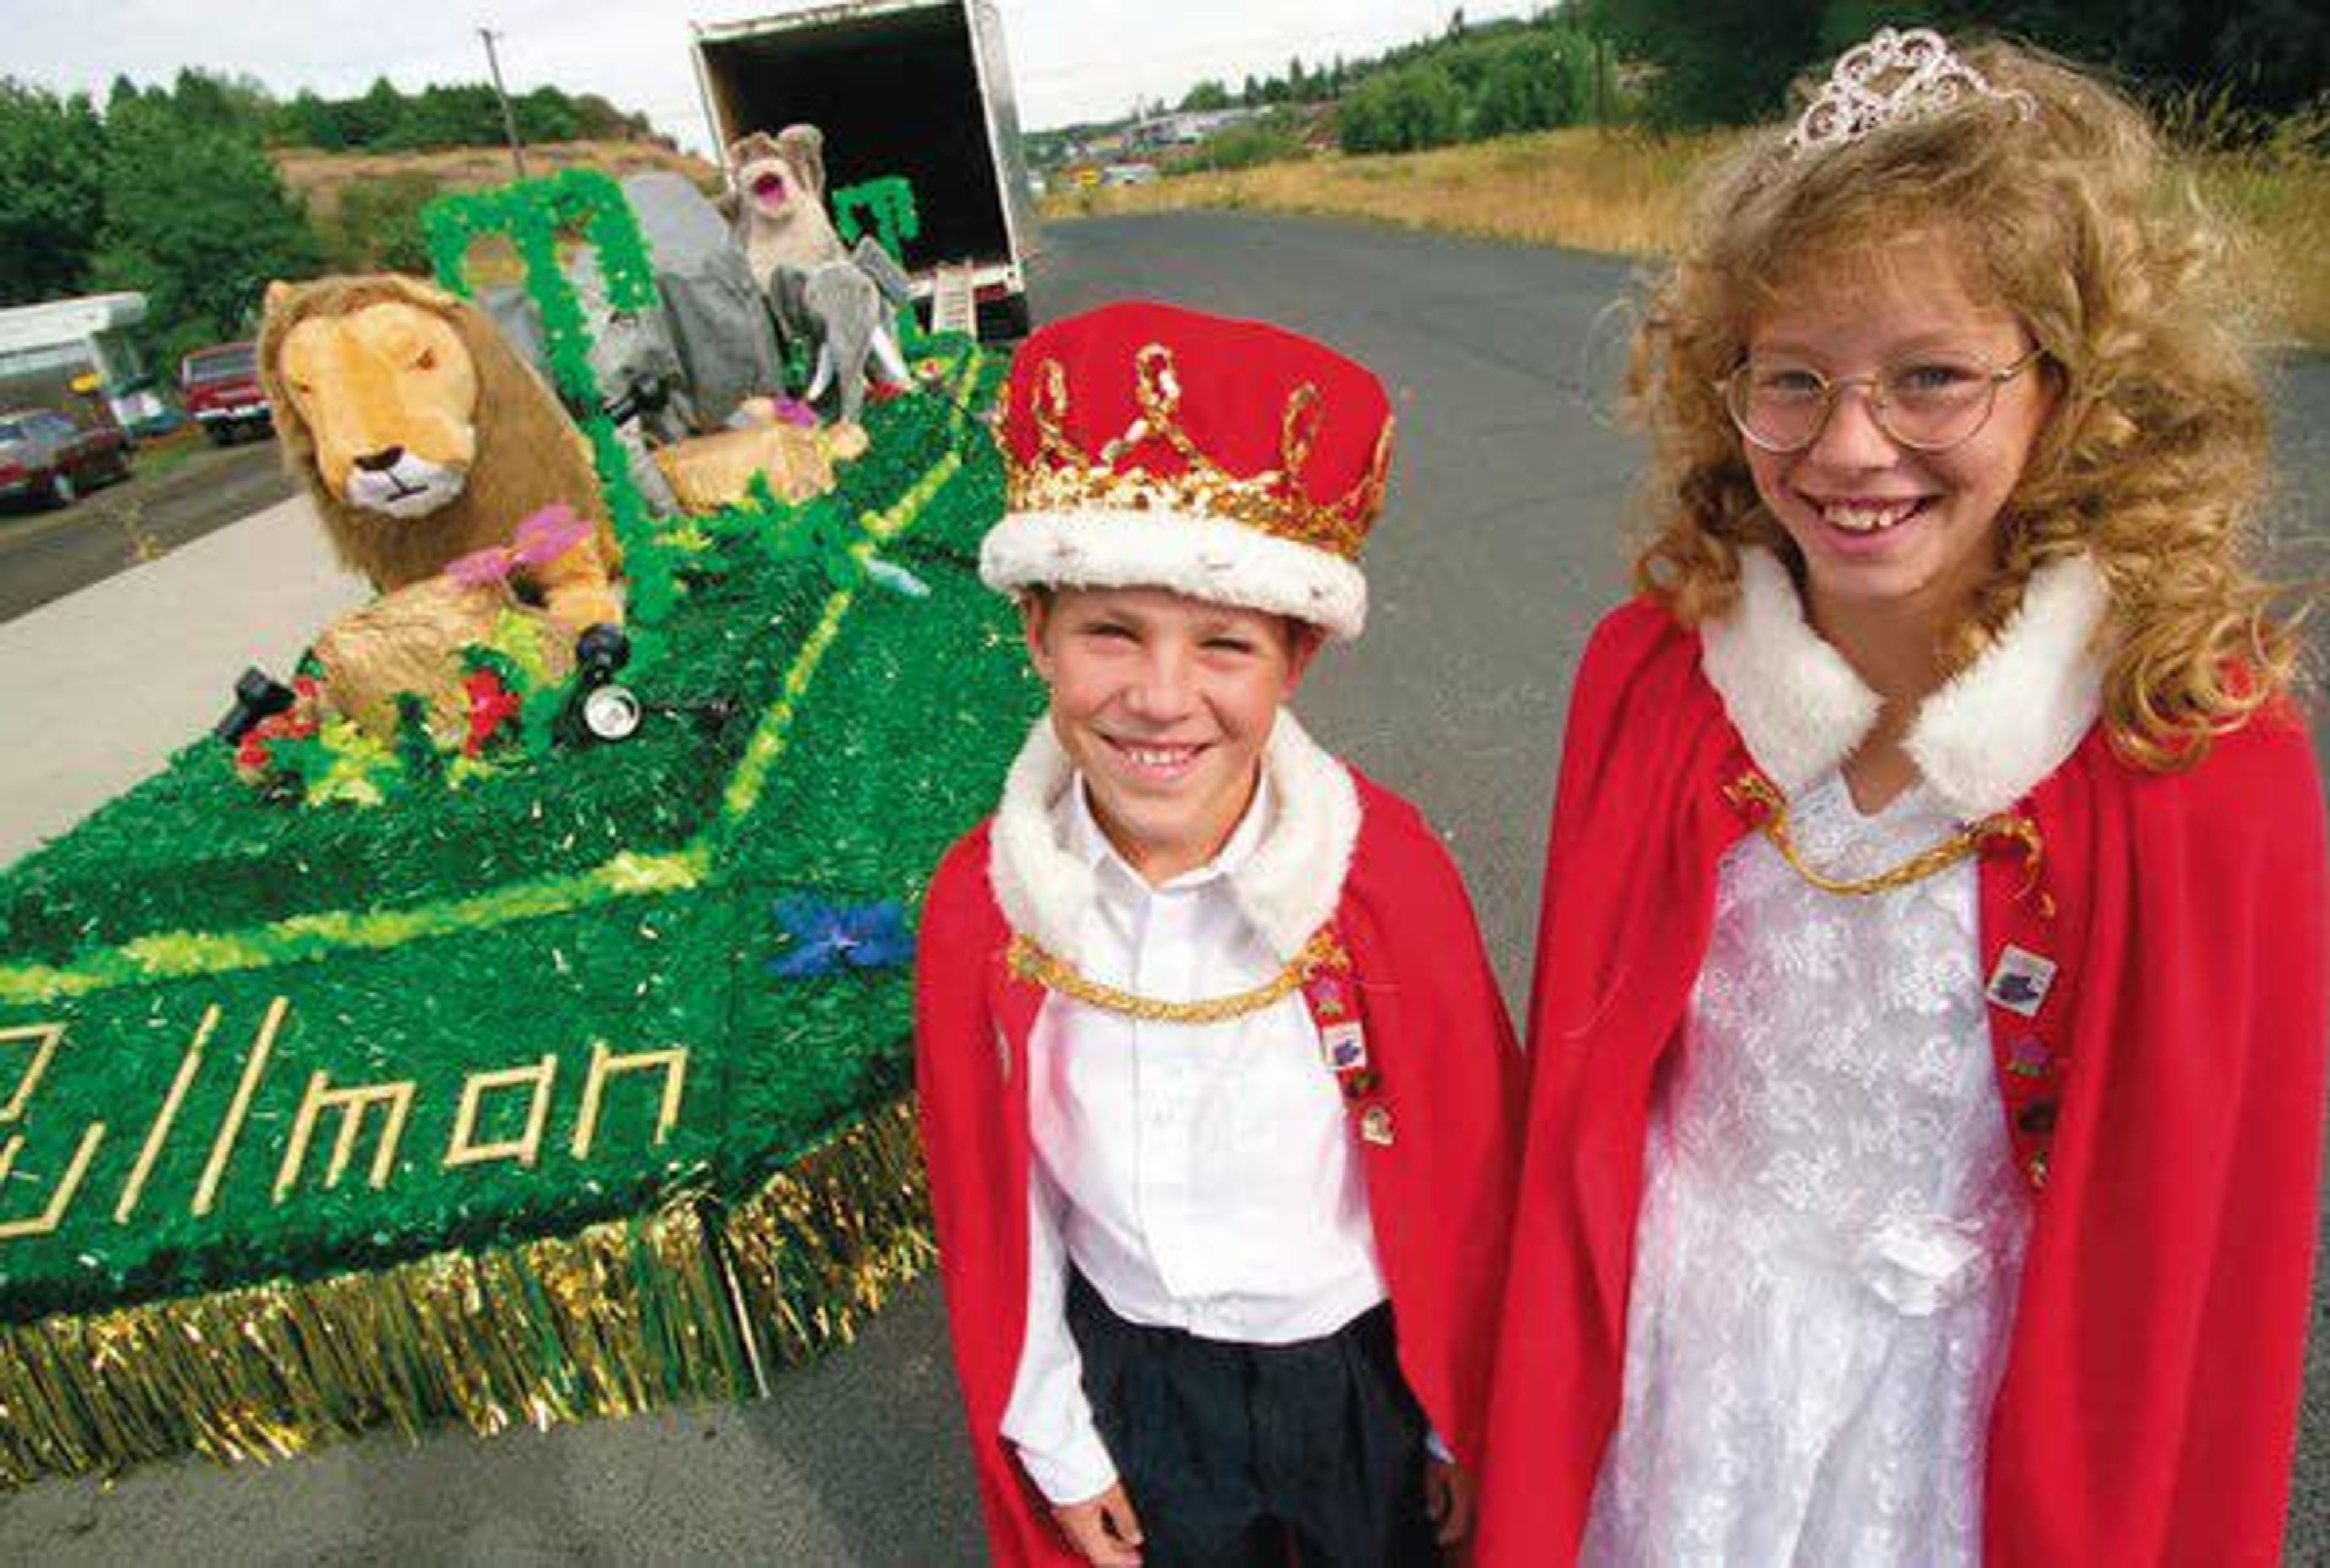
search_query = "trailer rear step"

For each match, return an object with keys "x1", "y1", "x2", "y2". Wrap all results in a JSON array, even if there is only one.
[{"x1": 931, "y1": 262, "x2": 979, "y2": 339}]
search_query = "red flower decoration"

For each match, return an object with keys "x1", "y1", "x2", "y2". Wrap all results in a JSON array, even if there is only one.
[
  {"x1": 462, "y1": 669, "x2": 524, "y2": 757},
  {"x1": 235, "y1": 678, "x2": 322, "y2": 776}
]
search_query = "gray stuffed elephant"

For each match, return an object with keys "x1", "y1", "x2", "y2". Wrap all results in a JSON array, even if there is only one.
[{"x1": 772, "y1": 236, "x2": 916, "y2": 425}]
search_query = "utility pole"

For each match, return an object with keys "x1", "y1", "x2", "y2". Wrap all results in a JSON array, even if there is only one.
[{"x1": 479, "y1": 27, "x2": 528, "y2": 181}]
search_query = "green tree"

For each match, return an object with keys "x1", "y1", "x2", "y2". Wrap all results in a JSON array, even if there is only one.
[
  {"x1": 1180, "y1": 79, "x2": 1232, "y2": 112},
  {"x1": 317, "y1": 172, "x2": 439, "y2": 275},
  {"x1": 571, "y1": 92, "x2": 649, "y2": 140},
  {"x1": 1337, "y1": 63, "x2": 1466, "y2": 152},
  {"x1": 168, "y1": 69, "x2": 272, "y2": 134},
  {"x1": 514, "y1": 87, "x2": 582, "y2": 143},
  {"x1": 0, "y1": 79, "x2": 109, "y2": 305},
  {"x1": 275, "y1": 89, "x2": 348, "y2": 150},
  {"x1": 1581, "y1": 0, "x2": 1823, "y2": 123},
  {"x1": 1587, "y1": 0, "x2": 2326, "y2": 124},
  {"x1": 1473, "y1": 35, "x2": 1584, "y2": 134},
  {"x1": 340, "y1": 76, "x2": 407, "y2": 149},
  {"x1": 92, "y1": 91, "x2": 321, "y2": 364},
  {"x1": 1197, "y1": 120, "x2": 1302, "y2": 169},
  {"x1": 1919, "y1": 0, "x2": 2327, "y2": 117}
]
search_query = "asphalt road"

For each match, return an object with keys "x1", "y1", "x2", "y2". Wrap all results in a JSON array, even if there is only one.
[
  {"x1": 0, "y1": 436, "x2": 295, "y2": 624},
  {"x1": 0, "y1": 211, "x2": 2323, "y2": 1565}
]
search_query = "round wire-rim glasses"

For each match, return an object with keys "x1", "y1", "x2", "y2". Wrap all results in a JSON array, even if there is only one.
[{"x1": 1719, "y1": 345, "x2": 2046, "y2": 455}]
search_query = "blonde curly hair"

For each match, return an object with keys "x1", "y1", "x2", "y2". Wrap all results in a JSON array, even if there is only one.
[{"x1": 1629, "y1": 38, "x2": 2300, "y2": 770}]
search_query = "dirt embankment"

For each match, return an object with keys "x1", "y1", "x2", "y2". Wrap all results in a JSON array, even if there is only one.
[{"x1": 274, "y1": 138, "x2": 723, "y2": 218}]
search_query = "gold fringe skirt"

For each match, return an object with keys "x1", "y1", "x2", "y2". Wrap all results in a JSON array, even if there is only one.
[{"x1": 0, "y1": 1098, "x2": 930, "y2": 1485}]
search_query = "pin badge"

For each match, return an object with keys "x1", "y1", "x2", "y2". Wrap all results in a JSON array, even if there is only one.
[
  {"x1": 1360, "y1": 1105, "x2": 1394, "y2": 1147},
  {"x1": 1986, "y1": 946, "x2": 2058, "y2": 1018},
  {"x1": 1320, "y1": 1021, "x2": 1368, "y2": 1073},
  {"x1": 2005, "y1": 1038, "x2": 2053, "y2": 1079}
]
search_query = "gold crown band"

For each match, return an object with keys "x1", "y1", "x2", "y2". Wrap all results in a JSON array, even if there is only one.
[{"x1": 998, "y1": 342, "x2": 1391, "y2": 562}]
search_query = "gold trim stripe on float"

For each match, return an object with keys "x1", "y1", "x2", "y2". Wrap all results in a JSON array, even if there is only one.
[{"x1": 114, "y1": 1005, "x2": 217, "y2": 1223}]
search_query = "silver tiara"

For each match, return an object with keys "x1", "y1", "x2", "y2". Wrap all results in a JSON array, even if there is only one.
[{"x1": 1786, "y1": 27, "x2": 2037, "y2": 157}]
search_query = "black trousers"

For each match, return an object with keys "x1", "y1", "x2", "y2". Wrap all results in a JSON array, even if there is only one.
[{"x1": 1067, "y1": 1274, "x2": 1440, "y2": 1568}]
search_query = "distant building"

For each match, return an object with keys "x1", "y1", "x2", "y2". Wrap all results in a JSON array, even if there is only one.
[
  {"x1": 1130, "y1": 108, "x2": 1252, "y2": 148},
  {"x1": 0, "y1": 294, "x2": 169, "y2": 434}
]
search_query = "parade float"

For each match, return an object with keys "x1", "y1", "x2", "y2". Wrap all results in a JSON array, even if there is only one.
[{"x1": 0, "y1": 166, "x2": 1036, "y2": 1481}]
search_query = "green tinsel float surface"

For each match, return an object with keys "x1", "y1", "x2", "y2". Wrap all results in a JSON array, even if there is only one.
[{"x1": 0, "y1": 326, "x2": 1038, "y2": 1333}]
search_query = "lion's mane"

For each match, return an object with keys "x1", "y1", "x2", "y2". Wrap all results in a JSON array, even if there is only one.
[{"x1": 257, "y1": 273, "x2": 618, "y2": 592}]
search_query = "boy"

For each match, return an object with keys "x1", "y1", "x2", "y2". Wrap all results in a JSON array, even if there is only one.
[{"x1": 914, "y1": 301, "x2": 1519, "y2": 1567}]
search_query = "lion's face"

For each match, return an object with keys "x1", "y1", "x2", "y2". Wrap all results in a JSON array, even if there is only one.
[{"x1": 277, "y1": 302, "x2": 480, "y2": 519}]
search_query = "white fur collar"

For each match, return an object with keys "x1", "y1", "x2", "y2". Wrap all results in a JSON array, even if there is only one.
[
  {"x1": 1701, "y1": 547, "x2": 2110, "y2": 820},
  {"x1": 987, "y1": 710, "x2": 1361, "y2": 965}
]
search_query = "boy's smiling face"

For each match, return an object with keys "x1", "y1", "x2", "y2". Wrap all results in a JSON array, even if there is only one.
[{"x1": 1024, "y1": 586, "x2": 1319, "y2": 885}]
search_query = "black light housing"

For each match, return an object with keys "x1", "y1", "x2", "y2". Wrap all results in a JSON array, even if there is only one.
[{"x1": 214, "y1": 667, "x2": 295, "y2": 745}]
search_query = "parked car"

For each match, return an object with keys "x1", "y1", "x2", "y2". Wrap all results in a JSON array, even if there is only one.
[
  {"x1": 179, "y1": 341, "x2": 272, "y2": 445},
  {"x1": 0, "y1": 408, "x2": 130, "y2": 508}
]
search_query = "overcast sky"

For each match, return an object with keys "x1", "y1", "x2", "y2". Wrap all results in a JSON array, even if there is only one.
[{"x1": 2, "y1": 0, "x2": 1541, "y2": 147}]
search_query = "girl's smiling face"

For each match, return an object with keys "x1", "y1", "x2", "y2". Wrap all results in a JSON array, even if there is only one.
[{"x1": 1740, "y1": 243, "x2": 2056, "y2": 639}]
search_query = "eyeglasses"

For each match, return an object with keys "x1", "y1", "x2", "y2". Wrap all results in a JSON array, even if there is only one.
[{"x1": 1719, "y1": 346, "x2": 2044, "y2": 455}]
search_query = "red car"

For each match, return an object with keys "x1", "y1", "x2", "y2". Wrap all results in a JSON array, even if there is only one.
[
  {"x1": 0, "y1": 408, "x2": 130, "y2": 508},
  {"x1": 180, "y1": 342, "x2": 272, "y2": 445}
]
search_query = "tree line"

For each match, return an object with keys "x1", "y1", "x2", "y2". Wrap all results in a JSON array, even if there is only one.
[
  {"x1": 0, "y1": 69, "x2": 657, "y2": 373},
  {"x1": 273, "y1": 77, "x2": 649, "y2": 154},
  {"x1": 1133, "y1": 1, "x2": 2322, "y2": 161},
  {"x1": 1579, "y1": 0, "x2": 2325, "y2": 126}
]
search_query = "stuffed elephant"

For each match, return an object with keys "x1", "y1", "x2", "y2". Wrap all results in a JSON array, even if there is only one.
[{"x1": 772, "y1": 237, "x2": 916, "y2": 425}]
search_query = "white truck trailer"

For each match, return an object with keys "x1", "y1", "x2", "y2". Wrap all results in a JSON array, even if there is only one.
[{"x1": 691, "y1": 0, "x2": 1039, "y2": 339}]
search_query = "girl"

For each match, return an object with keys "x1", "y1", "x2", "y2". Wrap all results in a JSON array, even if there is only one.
[{"x1": 1479, "y1": 29, "x2": 2325, "y2": 1568}]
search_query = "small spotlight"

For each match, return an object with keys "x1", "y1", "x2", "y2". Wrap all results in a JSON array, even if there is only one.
[{"x1": 214, "y1": 667, "x2": 295, "y2": 745}]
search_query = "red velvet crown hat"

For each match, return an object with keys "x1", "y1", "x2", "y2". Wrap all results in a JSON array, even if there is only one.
[{"x1": 981, "y1": 300, "x2": 1395, "y2": 638}]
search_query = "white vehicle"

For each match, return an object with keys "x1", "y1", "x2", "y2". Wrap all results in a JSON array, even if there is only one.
[{"x1": 691, "y1": 0, "x2": 1040, "y2": 338}]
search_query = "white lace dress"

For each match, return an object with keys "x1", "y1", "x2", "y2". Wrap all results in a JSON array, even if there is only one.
[{"x1": 1579, "y1": 772, "x2": 2030, "y2": 1568}]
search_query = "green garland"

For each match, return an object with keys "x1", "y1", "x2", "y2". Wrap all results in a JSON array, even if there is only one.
[
  {"x1": 831, "y1": 177, "x2": 921, "y2": 264},
  {"x1": 422, "y1": 170, "x2": 674, "y2": 622}
]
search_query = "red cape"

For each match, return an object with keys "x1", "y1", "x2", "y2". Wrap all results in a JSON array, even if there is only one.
[
  {"x1": 1476, "y1": 600, "x2": 2328, "y2": 1567},
  {"x1": 916, "y1": 771, "x2": 1523, "y2": 1566}
]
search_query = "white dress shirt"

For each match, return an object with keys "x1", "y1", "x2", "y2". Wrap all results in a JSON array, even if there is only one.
[{"x1": 999, "y1": 775, "x2": 1388, "y2": 1505}]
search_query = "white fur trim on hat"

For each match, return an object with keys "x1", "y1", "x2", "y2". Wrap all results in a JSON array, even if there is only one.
[{"x1": 979, "y1": 506, "x2": 1369, "y2": 639}]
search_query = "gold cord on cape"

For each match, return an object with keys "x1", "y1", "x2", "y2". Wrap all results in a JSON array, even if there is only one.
[
  {"x1": 1006, "y1": 928, "x2": 1345, "y2": 1024},
  {"x1": 1723, "y1": 772, "x2": 2044, "y2": 898}
]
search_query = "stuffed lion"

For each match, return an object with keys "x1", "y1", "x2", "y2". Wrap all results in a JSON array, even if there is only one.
[{"x1": 258, "y1": 273, "x2": 624, "y2": 634}]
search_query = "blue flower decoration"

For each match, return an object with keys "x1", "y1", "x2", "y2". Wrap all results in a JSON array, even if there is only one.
[{"x1": 768, "y1": 896, "x2": 915, "y2": 979}]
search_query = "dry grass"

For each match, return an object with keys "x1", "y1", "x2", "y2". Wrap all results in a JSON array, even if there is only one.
[
  {"x1": 2190, "y1": 150, "x2": 2330, "y2": 348},
  {"x1": 1047, "y1": 129, "x2": 1721, "y2": 258},
  {"x1": 274, "y1": 139, "x2": 720, "y2": 220},
  {"x1": 1045, "y1": 126, "x2": 2330, "y2": 344}
]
